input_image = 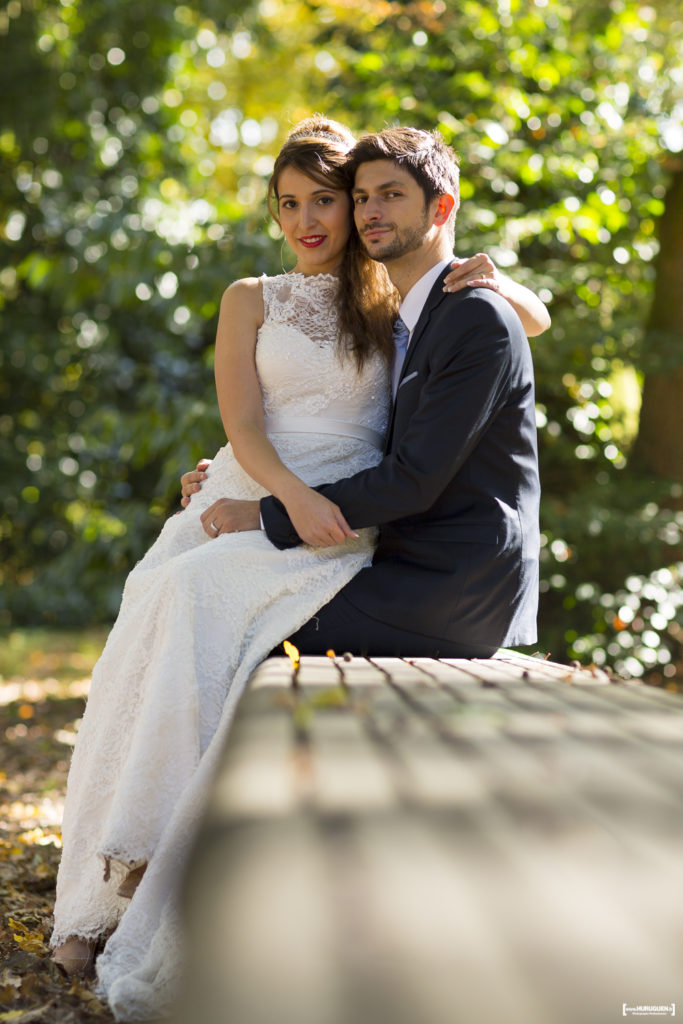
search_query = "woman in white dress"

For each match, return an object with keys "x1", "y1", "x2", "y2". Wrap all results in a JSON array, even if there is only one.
[{"x1": 50, "y1": 117, "x2": 549, "y2": 1020}]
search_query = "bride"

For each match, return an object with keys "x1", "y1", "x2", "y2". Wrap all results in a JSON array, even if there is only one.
[{"x1": 50, "y1": 116, "x2": 549, "y2": 1019}]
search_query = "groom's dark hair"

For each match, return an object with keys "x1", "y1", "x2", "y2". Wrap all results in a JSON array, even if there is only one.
[{"x1": 346, "y1": 127, "x2": 460, "y2": 241}]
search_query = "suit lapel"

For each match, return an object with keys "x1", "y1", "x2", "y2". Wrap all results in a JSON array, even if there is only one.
[
  {"x1": 384, "y1": 266, "x2": 452, "y2": 452},
  {"x1": 403, "y1": 265, "x2": 451, "y2": 369}
]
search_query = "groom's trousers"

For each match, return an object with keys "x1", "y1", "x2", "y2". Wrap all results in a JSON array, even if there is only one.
[{"x1": 283, "y1": 584, "x2": 498, "y2": 659}]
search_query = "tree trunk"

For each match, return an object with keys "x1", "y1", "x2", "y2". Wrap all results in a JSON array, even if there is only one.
[{"x1": 631, "y1": 164, "x2": 683, "y2": 483}]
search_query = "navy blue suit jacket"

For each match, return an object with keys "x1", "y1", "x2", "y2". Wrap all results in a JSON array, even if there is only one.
[{"x1": 261, "y1": 270, "x2": 540, "y2": 648}]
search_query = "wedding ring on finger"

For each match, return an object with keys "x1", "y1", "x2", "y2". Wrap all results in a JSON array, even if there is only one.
[{"x1": 210, "y1": 521, "x2": 219, "y2": 534}]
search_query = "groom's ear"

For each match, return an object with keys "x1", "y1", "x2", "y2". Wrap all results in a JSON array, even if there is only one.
[{"x1": 433, "y1": 193, "x2": 455, "y2": 226}]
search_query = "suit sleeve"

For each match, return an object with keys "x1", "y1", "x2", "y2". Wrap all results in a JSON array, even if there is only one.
[{"x1": 261, "y1": 294, "x2": 516, "y2": 549}]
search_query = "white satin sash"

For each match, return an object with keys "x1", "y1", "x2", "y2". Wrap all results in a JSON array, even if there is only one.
[{"x1": 265, "y1": 415, "x2": 384, "y2": 451}]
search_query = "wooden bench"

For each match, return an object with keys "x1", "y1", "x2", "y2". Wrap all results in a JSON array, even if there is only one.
[{"x1": 173, "y1": 652, "x2": 683, "y2": 1024}]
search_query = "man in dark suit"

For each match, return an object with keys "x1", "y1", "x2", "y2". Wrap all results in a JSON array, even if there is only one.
[{"x1": 191, "y1": 127, "x2": 541, "y2": 658}]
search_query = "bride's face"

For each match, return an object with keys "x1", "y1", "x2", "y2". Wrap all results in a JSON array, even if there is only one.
[{"x1": 276, "y1": 166, "x2": 352, "y2": 276}]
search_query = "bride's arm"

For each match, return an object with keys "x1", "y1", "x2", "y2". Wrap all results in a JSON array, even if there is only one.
[
  {"x1": 212, "y1": 280, "x2": 354, "y2": 546},
  {"x1": 442, "y1": 253, "x2": 550, "y2": 337}
]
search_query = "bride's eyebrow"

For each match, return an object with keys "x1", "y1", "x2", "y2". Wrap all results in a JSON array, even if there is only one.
[{"x1": 279, "y1": 188, "x2": 339, "y2": 200}]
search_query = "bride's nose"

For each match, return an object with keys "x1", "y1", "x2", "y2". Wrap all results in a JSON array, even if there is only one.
[{"x1": 299, "y1": 202, "x2": 317, "y2": 230}]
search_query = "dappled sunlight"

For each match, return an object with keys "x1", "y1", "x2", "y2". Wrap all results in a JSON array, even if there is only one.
[
  {"x1": 0, "y1": 630, "x2": 109, "y2": 1018},
  {"x1": 0, "y1": 1, "x2": 682, "y2": 1016},
  {"x1": 2, "y1": 0, "x2": 681, "y2": 689},
  {"x1": 0, "y1": 630, "x2": 100, "y2": 849},
  {"x1": 3, "y1": 793, "x2": 65, "y2": 836},
  {"x1": 0, "y1": 677, "x2": 90, "y2": 707}
]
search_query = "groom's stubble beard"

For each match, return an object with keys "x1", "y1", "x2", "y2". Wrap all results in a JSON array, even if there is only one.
[{"x1": 360, "y1": 204, "x2": 432, "y2": 264}]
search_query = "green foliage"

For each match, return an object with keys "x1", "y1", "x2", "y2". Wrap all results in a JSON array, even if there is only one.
[
  {"x1": 0, "y1": 0, "x2": 281, "y2": 624},
  {"x1": 1, "y1": 0, "x2": 681, "y2": 680}
]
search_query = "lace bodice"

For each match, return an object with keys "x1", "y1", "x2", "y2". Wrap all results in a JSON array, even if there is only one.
[{"x1": 256, "y1": 272, "x2": 390, "y2": 437}]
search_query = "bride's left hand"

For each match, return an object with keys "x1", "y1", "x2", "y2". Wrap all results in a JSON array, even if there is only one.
[
  {"x1": 201, "y1": 498, "x2": 261, "y2": 538},
  {"x1": 181, "y1": 458, "x2": 212, "y2": 508},
  {"x1": 443, "y1": 253, "x2": 501, "y2": 294}
]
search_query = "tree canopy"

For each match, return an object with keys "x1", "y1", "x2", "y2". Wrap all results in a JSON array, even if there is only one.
[{"x1": 1, "y1": 0, "x2": 682, "y2": 680}]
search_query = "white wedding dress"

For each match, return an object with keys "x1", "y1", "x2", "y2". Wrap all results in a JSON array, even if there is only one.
[{"x1": 51, "y1": 272, "x2": 390, "y2": 1020}]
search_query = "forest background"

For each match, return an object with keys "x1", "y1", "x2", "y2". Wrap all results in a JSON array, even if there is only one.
[{"x1": 1, "y1": 0, "x2": 682, "y2": 682}]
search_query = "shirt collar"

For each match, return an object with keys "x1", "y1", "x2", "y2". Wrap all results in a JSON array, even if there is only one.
[{"x1": 398, "y1": 256, "x2": 454, "y2": 335}]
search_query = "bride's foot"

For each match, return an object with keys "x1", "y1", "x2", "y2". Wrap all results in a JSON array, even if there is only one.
[
  {"x1": 117, "y1": 862, "x2": 147, "y2": 899},
  {"x1": 52, "y1": 936, "x2": 97, "y2": 976}
]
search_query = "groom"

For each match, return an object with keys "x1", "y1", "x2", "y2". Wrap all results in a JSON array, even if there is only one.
[{"x1": 189, "y1": 127, "x2": 540, "y2": 658}]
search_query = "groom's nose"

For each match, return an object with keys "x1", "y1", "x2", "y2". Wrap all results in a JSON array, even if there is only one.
[{"x1": 359, "y1": 195, "x2": 383, "y2": 222}]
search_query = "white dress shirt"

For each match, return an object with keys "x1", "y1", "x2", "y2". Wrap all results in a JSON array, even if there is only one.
[{"x1": 398, "y1": 255, "x2": 455, "y2": 341}]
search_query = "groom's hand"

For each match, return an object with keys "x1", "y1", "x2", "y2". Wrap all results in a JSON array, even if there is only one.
[
  {"x1": 201, "y1": 498, "x2": 261, "y2": 538},
  {"x1": 180, "y1": 459, "x2": 212, "y2": 507}
]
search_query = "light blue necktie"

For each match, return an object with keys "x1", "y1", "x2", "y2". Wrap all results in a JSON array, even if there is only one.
[{"x1": 391, "y1": 315, "x2": 410, "y2": 397}]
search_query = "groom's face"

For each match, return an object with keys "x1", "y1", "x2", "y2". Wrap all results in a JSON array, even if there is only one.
[{"x1": 351, "y1": 159, "x2": 436, "y2": 263}]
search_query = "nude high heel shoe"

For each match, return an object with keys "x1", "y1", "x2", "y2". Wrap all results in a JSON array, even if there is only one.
[
  {"x1": 117, "y1": 862, "x2": 147, "y2": 899},
  {"x1": 52, "y1": 936, "x2": 97, "y2": 976}
]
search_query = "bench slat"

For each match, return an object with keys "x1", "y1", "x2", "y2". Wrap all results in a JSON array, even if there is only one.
[{"x1": 174, "y1": 653, "x2": 683, "y2": 1024}]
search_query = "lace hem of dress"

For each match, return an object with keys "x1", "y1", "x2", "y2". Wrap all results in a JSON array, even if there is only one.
[{"x1": 51, "y1": 927, "x2": 114, "y2": 950}]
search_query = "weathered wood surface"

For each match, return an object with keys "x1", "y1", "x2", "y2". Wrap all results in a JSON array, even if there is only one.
[{"x1": 173, "y1": 653, "x2": 683, "y2": 1024}]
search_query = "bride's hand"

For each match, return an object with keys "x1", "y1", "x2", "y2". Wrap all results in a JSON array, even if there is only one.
[
  {"x1": 180, "y1": 459, "x2": 212, "y2": 507},
  {"x1": 284, "y1": 487, "x2": 359, "y2": 548},
  {"x1": 443, "y1": 253, "x2": 500, "y2": 294}
]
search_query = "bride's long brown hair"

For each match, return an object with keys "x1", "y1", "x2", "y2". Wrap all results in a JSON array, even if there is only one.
[{"x1": 267, "y1": 117, "x2": 397, "y2": 370}]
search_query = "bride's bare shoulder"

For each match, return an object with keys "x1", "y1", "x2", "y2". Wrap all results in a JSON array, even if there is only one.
[{"x1": 220, "y1": 276, "x2": 264, "y2": 324}]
